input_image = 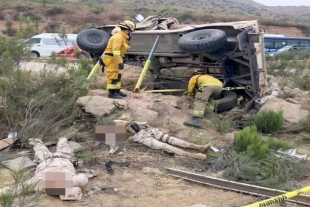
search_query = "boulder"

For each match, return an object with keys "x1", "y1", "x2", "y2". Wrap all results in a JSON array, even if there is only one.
[
  {"x1": 259, "y1": 97, "x2": 309, "y2": 131},
  {"x1": 113, "y1": 99, "x2": 128, "y2": 110},
  {"x1": 68, "y1": 141, "x2": 85, "y2": 153},
  {"x1": 76, "y1": 96, "x2": 116, "y2": 117},
  {"x1": 88, "y1": 89, "x2": 109, "y2": 96},
  {"x1": 91, "y1": 64, "x2": 154, "y2": 90},
  {"x1": 131, "y1": 107, "x2": 158, "y2": 123}
]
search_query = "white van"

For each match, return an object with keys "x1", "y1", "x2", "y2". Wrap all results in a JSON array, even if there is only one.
[{"x1": 25, "y1": 33, "x2": 78, "y2": 58}]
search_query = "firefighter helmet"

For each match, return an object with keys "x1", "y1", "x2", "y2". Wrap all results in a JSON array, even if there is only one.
[
  {"x1": 118, "y1": 20, "x2": 136, "y2": 32},
  {"x1": 192, "y1": 69, "x2": 204, "y2": 76}
]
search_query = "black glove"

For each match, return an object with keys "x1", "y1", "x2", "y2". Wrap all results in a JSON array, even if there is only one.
[{"x1": 118, "y1": 63, "x2": 124, "y2": 70}]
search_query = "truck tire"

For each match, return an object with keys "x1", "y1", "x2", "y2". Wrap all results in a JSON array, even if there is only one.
[
  {"x1": 213, "y1": 91, "x2": 237, "y2": 113},
  {"x1": 77, "y1": 29, "x2": 110, "y2": 55},
  {"x1": 178, "y1": 29, "x2": 227, "y2": 54}
]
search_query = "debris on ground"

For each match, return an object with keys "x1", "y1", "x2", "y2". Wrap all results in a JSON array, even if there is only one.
[
  {"x1": 105, "y1": 160, "x2": 130, "y2": 175},
  {"x1": 87, "y1": 185, "x2": 118, "y2": 196},
  {"x1": 0, "y1": 137, "x2": 18, "y2": 151},
  {"x1": 276, "y1": 149, "x2": 310, "y2": 161},
  {"x1": 1, "y1": 156, "x2": 37, "y2": 171}
]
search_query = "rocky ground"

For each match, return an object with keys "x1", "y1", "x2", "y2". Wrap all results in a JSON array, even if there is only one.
[{"x1": 0, "y1": 64, "x2": 310, "y2": 207}]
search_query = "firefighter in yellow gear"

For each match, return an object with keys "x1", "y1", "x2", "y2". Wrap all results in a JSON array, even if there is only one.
[
  {"x1": 102, "y1": 20, "x2": 136, "y2": 99},
  {"x1": 183, "y1": 69, "x2": 223, "y2": 128}
]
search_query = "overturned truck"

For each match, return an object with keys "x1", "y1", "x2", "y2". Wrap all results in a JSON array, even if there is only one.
[{"x1": 76, "y1": 14, "x2": 267, "y2": 113}]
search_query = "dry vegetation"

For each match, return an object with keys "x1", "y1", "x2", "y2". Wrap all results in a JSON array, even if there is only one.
[{"x1": 0, "y1": 0, "x2": 309, "y2": 37}]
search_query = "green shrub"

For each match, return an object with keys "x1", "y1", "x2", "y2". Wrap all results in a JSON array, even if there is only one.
[
  {"x1": 224, "y1": 126, "x2": 302, "y2": 190},
  {"x1": 293, "y1": 75, "x2": 310, "y2": 91},
  {"x1": 254, "y1": 110, "x2": 284, "y2": 133},
  {"x1": 211, "y1": 114, "x2": 234, "y2": 133}
]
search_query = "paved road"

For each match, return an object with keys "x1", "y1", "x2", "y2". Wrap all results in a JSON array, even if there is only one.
[{"x1": 20, "y1": 61, "x2": 80, "y2": 74}]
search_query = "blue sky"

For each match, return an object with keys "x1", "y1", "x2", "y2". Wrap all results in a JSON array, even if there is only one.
[{"x1": 253, "y1": 0, "x2": 310, "y2": 6}]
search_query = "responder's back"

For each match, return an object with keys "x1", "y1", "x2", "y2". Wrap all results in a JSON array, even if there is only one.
[
  {"x1": 192, "y1": 74, "x2": 223, "y2": 87},
  {"x1": 104, "y1": 31, "x2": 129, "y2": 57}
]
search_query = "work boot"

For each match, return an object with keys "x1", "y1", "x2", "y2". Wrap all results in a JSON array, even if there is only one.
[
  {"x1": 115, "y1": 89, "x2": 127, "y2": 97},
  {"x1": 183, "y1": 116, "x2": 202, "y2": 128},
  {"x1": 188, "y1": 143, "x2": 211, "y2": 153},
  {"x1": 108, "y1": 89, "x2": 122, "y2": 99}
]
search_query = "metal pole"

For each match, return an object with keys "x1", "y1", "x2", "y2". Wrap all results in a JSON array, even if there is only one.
[
  {"x1": 133, "y1": 34, "x2": 162, "y2": 93},
  {"x1": 87, "y1": 52, "x2": 105, "y2": 80}
]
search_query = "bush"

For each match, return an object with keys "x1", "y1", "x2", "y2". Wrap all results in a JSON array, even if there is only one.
[
  {"x1": 223, "y1": 126, "x2": 304, "y2": 190},
  {"x1": 211, "y1": 114, "x2": 234, "y2": 133},
  {"x1": 254, "y1": 110, "x2": 284, "y2": 133},
  {"x1": 0, "y1": 33, "x2": 92, "y2": 144}
]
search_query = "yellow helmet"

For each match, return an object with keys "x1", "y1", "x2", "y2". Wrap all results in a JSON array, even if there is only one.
[{"x1": 117, "y1": 20, "x2": 136, "y2": 32}]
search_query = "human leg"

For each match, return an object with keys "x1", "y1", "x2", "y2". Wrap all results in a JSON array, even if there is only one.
[
  {"x1": 29, "y1": 138, "x2": 52, "y2": 163},
  {"x1": 115, "y1": 69, "x2": 127, "y2": 97},
  {"x1": 104, "y1": 57, "x2": 122, "y2": 99},
  {"x1": 137, "y1": 137, "x2": 206, "y2": 160},
  {"x1": 153, "y1": 130, "x2": 210, "y2": 153},
  {"x1": 55, "y1": 137, "x2": 74, "y2": 158}
]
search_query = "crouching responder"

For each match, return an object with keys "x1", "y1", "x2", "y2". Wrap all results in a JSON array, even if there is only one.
[
  {"x1": 183, "y1": 69, "x2": 223, "y2": 128},
  {"x1": 102, "y1": 20, "x2": 136, "y2": 99},
  {"x1": 123, "y1": 121, "x2": 210, "y2": 160},
  {"x1": 0, "y1": 137, "x2": 88, "y2": 201}
]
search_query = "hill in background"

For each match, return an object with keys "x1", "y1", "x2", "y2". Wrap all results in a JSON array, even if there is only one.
[{"x1": 0, "y1": 0, "x2": 309, "y2": 37}]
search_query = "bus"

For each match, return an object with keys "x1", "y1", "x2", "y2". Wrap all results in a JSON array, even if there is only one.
[{"x1": 264, "y1": 35, "x2": 310, "y2": 53}]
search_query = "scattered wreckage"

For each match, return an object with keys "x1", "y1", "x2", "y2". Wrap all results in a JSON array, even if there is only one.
[{"x1": 77, "y1": 13, "x2": 267, "y2": 113}]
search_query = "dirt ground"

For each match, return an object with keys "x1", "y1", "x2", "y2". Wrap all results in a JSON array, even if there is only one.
[{"x1": 2, "y1": 128, "x2": 309, "y2": 207}]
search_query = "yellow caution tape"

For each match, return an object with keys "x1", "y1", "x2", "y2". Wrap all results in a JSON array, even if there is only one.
[{"x1": 243, "y1": 186, "x2": 310, "y2": 207}]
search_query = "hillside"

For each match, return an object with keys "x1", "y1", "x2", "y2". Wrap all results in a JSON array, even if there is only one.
[{"x1": 0, "y1": 0, "x2": 309, "y2": 37}]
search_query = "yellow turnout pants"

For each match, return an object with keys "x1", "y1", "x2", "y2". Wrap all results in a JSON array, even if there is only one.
[
  {"x1": 193, "y1": 86, "x2": 222, "y2": 117},
  {"x1": 103, "y1": 56, "x2": 122, "y2": 90}
]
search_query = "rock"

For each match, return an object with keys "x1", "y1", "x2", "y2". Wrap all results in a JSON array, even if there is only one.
[
  {"x1": 113, "y1": 99, "x2": 128, "y2": 110},
  {"x1": 88, "y1": 89, "x2": 109, "y2": 97},
  {"x1": 259, "y1": 97, "x2": 309, "y2": 131},
  {"x1": 68, "y1": 141, "x2": 85, "y2": 152},
  {"x1": 151, "y1": 102, "x2": 178, "y2": 117},
  {"x1": 91, "y1": 64, "x2": 154, "y2": 90},
  {"x1": 1, "y1": 156, "x2": 37, "y2": 171},
  {"x1": 76, "y1": 96, "x2": 91, "y2": 106},
  {"x1": 131, "y1": 107, "x2": 158, "y2": 123},
  {"x1": 160, "y1": 66, "x2": 192, "y2": 77},
  {"x1": 76, "y1": 96, "x2": 115, "y2": 117}
]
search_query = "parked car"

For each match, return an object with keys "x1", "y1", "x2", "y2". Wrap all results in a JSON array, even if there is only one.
[
  {"x1": 56, "y1": 46, "x2": 90, "y2": 59},
  {"x1": 267, "y1": 45, "x2": 310, "y2": 56},
  {"x1": 76, "y1": 14, "x2": 266, "y2": 113},
  {"x1": 25, "y1": 33, "x2": 78, "y2": 58}
]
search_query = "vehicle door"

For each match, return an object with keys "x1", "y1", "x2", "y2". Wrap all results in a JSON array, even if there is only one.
[
  {"x1": 39, "y1": 38, "x2": 64, "y2": 57},
  {"x1": 26, "y1": 38, "x2": 42, "y2": 52}
]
